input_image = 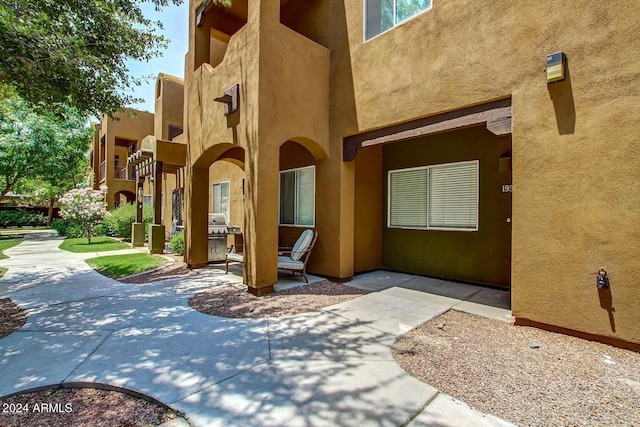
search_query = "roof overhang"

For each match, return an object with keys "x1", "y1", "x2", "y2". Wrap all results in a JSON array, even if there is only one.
[{"x1": 343, "y1": 98, "x2": 512, "y2": 161}]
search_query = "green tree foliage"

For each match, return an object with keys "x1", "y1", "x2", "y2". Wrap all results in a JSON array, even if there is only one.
[
  {"x1": 0, "y1": 89, "x2": 92, "y2": 205},
  {"x1": 0, "y1": 0, "x2": 184, "y2": 117}
]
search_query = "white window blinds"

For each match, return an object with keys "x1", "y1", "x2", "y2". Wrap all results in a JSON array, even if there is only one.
[
  {"x1": 388, "y1": 161, "x2": 478, "y2": 231},
  {"x1": 389, "y1": 168, "x2": 428, "y2": 228},
  {"x1": 428, "y1": 162, "x2": 478, "y2": 229}
]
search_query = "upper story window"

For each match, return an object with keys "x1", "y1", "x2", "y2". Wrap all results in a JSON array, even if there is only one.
[{"x1": 365, "y1": 0, "x2": 432, "y2": 41}]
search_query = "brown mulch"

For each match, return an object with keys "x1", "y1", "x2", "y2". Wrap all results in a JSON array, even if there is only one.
[
  {"x1": 393, "y1": 310, "x2": 640, "y2": 427},
  {"x1": 0, "y1": 298, "x2": 27, "y2": 339},
  {"x1": 189, "y1": 280, "x2": 368, "y2": 318},
  {"x1": 119, "y1": 255, "x2": 195, "y2": 284},
  {"x1": 0, "y1": 387, "x2": 180, "y2": 427}
]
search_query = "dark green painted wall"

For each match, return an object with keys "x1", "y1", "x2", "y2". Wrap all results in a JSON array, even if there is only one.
[{"x1": 382, "y1": 125, "x2": 512, "y2": 288}]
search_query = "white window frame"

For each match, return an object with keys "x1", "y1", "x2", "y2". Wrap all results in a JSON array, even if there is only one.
[
  {"x1": 387, "y1": 160, "x2": 479, "y2": 232},
  {"x1": 364, "y1": 0, "x2": 433, "y2": 42},
  {"x1": 279, "y1": 165, "x2": 316, "y2": 227},
  {"x1": 212, "y1": 181, "x2": 230, "y2": 223}
]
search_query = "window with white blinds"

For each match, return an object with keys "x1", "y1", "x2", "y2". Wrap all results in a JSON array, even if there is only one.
[
  {"x1": 388, "y1": 161, "x2": 479, "y2": 231},
  {"x1": 212, "y1": 181, "x2": 230, "y2": 222},
  {"x1": 279, "y1": 166, "x2": 315, "y2": 226}
]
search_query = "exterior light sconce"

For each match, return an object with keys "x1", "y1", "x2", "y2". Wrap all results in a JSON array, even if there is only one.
[
  {"x1": 499, "y1": 156, "x2": 512, "y2": 173},
  {"x1": 546, "y1": 52, "x2": 567, "y2": 83},
  {"x1": 214, "y1": 84, "x2": 239, "y2": 115}
]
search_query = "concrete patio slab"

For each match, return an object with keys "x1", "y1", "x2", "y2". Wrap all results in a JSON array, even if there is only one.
[
  {"x1": 1, "y1": 233, "x2": 516, "y2": 427},
  {"x1": 382, "y1": 285, "x2": 462, "y2": 307},
  {"x1": 3, "y1": 270, "x2": 129, "y2": 309},
  {"x1": 67, "y1": 316, "x2": 269, "y2": 404},
  {"x1": 0, "y1": 330, "x2": 111, "y2": 396},
  {"x1": 174, "y1": 360, "x2": 437, "y2": 427},
  {"x1": 465, "y1": 286, "x2": 511, "y2": 310},
  {"x1": 209, "y1": 262, "x2": 325, "y2": 291},
  {"x1": 408, "y1": 393, "x2": 516, "y2": 427},
  {"x1": 268, "y1": 310, "x2": 394, "y2": 361},
  {"x1": 345, "y1": 270, "x2": 416, "y2": 291},
  {"x1": 325, "y1": 289, "x2": 452, "y2": 336},
  {"x1": 452, "y1": 301, "x2": 514, "y2": 323},
  {"x1": 402, "y1": 276, "x2": 485, "y2": 300}
]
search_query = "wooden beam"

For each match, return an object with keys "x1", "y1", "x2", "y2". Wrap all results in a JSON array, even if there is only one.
[
  {"x1": 153, "y1": 161, "x2": 163, "y2": 225},
  {"x1": 486, "y1": 116, "x2": 512, "y2": 135},
  {"x1": 343, "y1": 98, "x2": 511, "y2": 162}
]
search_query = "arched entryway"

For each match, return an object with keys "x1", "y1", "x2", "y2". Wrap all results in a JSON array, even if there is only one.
[
  {"x1": 113, "y1": 190, "x2": 135, "y2": 209},
  {"x1": 184, "y1": 144, "x2": 245, "y2": 270}
]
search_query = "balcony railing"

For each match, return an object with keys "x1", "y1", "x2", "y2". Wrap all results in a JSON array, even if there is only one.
[{"x1": 116, "y1": 167, "x2": 136, "y2": 181}]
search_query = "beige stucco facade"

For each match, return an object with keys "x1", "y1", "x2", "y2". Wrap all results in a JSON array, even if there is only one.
[
  {"x1": 183, "y1": 0, "x2": 640, "y2": 348},
  {"x1": 90, "y1": 75, "x2": 186, "y2": 240},
  {"x1": 90, "y1": 108, "x2": 154, "y2": 209}
]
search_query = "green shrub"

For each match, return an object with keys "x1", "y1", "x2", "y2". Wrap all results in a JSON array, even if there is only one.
[
  {"x1": 102, "y1": 203, "x2": 153, "y2": 240},
  {"x1": 169, "y1": 232, "x2": 184, "y2": 255},
  {"x1": 93, "y1": 224, "x2": 108, "y2": 236},
  {"x1": 0, "y1": 210, "x2": 47, "y2": 227},
  {"x1": 51, "y1": 218, "x2": 83, "y2": 237}
]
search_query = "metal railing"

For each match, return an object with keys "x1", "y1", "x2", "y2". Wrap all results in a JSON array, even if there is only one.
[{"x1": 116, "y1": 167, "x2": 135, "y2": 181}]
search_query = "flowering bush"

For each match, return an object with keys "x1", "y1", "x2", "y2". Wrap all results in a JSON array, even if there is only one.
[{"x1": 59, "y1": 188, "x2": 109, "y2": 244}]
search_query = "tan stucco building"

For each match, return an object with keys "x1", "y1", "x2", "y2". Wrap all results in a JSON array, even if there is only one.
[
  {"x1": 90, "y1": 74, "x2": 186, "y2": 244},
  {"x1": 182, "y1": 0, "x2": 640, "y2": 349},
  {"x1": 90, "y1": 108, "x2": 154, "y2": 209}
]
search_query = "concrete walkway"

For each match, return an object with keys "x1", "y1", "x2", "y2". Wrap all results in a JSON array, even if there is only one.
[{"x1": 0, "y1": 233, "x2": 514, "y2": 427}]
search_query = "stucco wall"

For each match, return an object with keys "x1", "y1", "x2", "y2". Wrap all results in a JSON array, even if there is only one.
[
  {"x1": 382, "y1": 126, "x2": 512, "y2": 287},
  {"x1": 353, "y1": 145, "x2": 382, "y2": 273},
  {"x1": 338, "y1": 0, "x2": 640, "y2": 344},
  {"x1": 208, "y1": 160, "x2": 245, "y2": 247},
  {"x1": 97, "y1": 109, "x2": 154, "y2": 209},
  {"x1": 155, "y1": 75, "x2": 185, "y2": 141},
  {"x1": 183, "y1": 0, "x2": 640, "y2": 344}
]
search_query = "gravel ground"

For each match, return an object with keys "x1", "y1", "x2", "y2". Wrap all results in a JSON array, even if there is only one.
[
  {"x1": 393, "y1": 310, "x2": 640, "y2": 427},
  {"x1": 0, "y1": 387, "x2": 179, "y2": 427},
  {"x1": 189, "y1": 280, "x2": 368, "y2": 318},
  {"x1": 0, "y1": 298, "x2": 26, "y2": 338}
]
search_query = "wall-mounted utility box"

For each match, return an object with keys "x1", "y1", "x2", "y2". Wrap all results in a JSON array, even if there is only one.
[{"x1": 546, "y1": 52, "x2": 567, "y2": 83}]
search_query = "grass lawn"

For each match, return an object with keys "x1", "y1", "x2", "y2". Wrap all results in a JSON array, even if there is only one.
[
  {"x1": 0, "y1": 240, "x2": 22, "y2": 260},
  {"x1": 86, "y1": 253, "x2": 167, "y2": 279},
  {"x1": 0, "y1": 267, "x2": 6, "y2": 278},
  {"x1": 59, "y1": 237, "x2": 130, "y2": 253}
]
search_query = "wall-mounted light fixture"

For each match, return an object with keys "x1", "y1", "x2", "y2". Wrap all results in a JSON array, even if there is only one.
[
  {"x1": 214, "y1": 84, "x2": 239, "y2": 115},
  {"x1": 499, "y1": 155, "x2": 512, "y2": 173},
  {"x1": 546, "y1": 51, "x2": 567, "y2": 83}
]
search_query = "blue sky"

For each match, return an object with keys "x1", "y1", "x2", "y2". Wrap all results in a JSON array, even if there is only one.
[{"x1": 124, "y1": 2, "x2": 189, "y2": 113}]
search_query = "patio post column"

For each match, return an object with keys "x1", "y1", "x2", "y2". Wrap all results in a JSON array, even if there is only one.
[
  {"x1": 243, "y1": 143, "x2": 279, "y2": 295},
  {"x1": 184, "y1": 166, "x2": 209, "y2": 268},
  {"x1": 148, "y1": 161, "x2": 165, "y2": 254},
  {"x1": 131, "y1": 175, "x2": 145, "y2": 247}
]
